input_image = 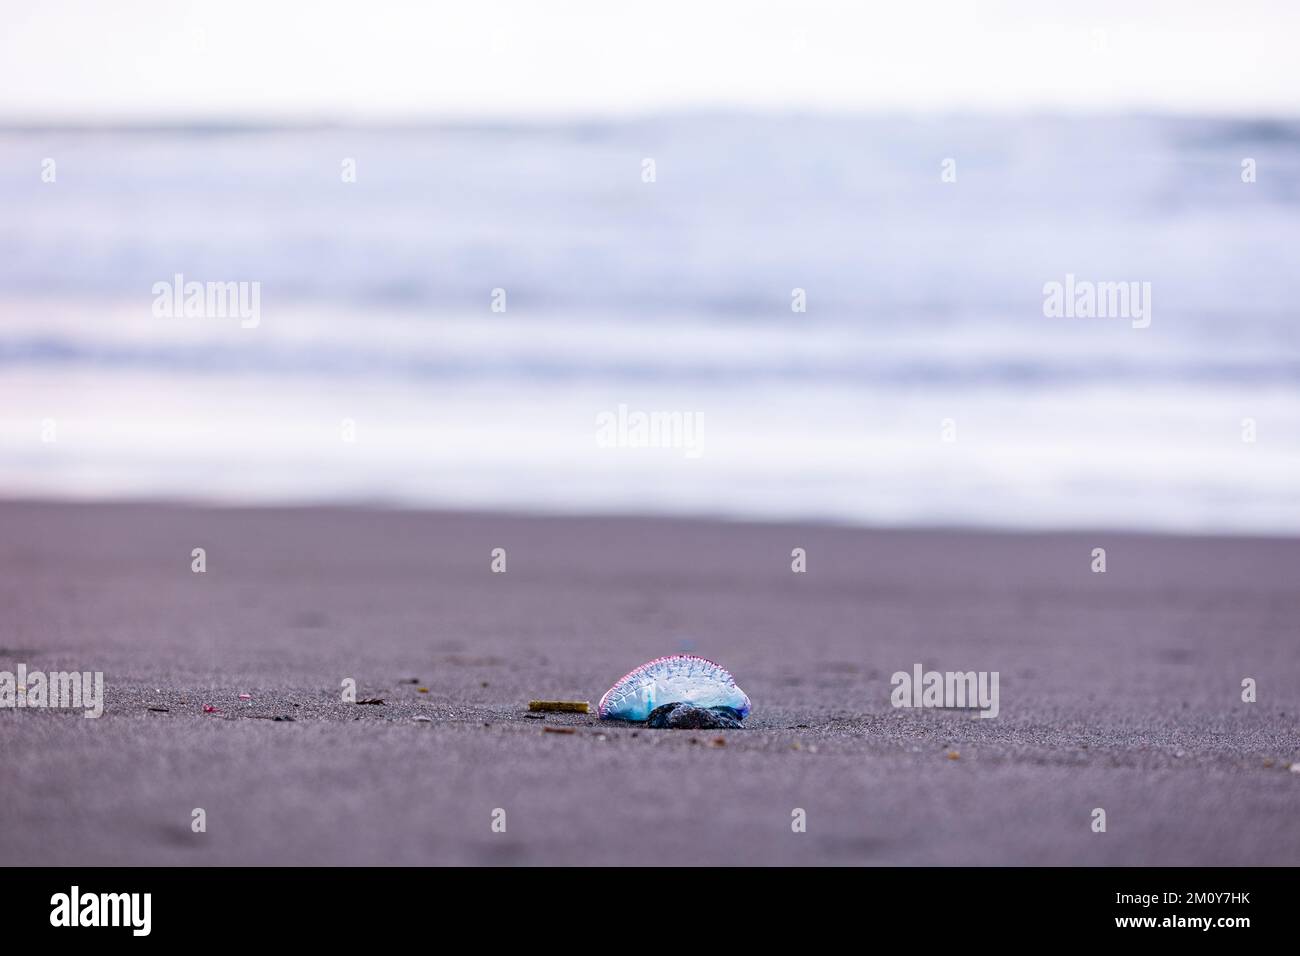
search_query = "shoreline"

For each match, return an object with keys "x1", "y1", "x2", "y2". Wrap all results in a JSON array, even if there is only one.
[{"x1": 3, "y1": 493, "x2": 1299, "y2": 543}]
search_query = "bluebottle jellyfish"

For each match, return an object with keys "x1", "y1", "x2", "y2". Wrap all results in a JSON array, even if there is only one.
[{"x1": 598, "y1": 654, "x2": 750, "y2": 728}]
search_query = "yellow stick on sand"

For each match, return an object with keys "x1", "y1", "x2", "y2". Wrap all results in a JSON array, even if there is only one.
[{"x1": 529, "y1": 700, "x2": 590, "y2": 713}]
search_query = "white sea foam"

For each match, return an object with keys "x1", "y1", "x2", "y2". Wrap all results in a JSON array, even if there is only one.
[{"x1": 1, "y1": 117, "x2": 1297, "y2": 532}]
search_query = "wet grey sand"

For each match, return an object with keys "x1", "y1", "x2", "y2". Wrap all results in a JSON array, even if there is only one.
[{"x1": 1, "y1": 499, "x2": 1298, "y2": 866}]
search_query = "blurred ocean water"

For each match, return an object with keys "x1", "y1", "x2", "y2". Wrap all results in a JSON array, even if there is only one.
[{"x1": 1, "y1": 115, "x2": 1297, "y2": 532}]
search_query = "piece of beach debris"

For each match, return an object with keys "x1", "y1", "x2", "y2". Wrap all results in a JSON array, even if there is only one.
[
  {"x1": 529, "y1": 700, "x2": 590, "y2": 713},
  {"x1": 412, "y1": 716, "x2": 432, "y2": 722},
  {"x1": 399, "y1": 678, "x2": 419, "y2": 684},
  {"x1": 356, "y1": 698, "x2": 385, "y2": 705},
  {"x1": 147, "y1": 706, "x2": 169, "y2": 713},
  {"x1": 946, "y1": 750, "x2": 961, "y2": 760},
  {"x1": 202, "y1": 705, "x2": 221, "y2": 714},
  {"x1": 238, "y1": 693, "x2": 252, "y2": 701},
  {"x1": 417, "y1": 687, "x2": 429, "y2": 693},
  {"x1": 598, "y1": 655, "x2": 749, "y2": 728},
  {"x1": 543, "y1": 726, "x2": 577, "y2": 735}
]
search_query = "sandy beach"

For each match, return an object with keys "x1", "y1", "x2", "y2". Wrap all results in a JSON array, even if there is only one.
[{"x1": 1, "y1": 498, "x2": 1297, "y2": 866}]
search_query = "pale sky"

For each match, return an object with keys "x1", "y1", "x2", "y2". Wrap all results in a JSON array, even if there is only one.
[{"x1": 2, "y1": 0, "x2": 1298, "y2": 120}]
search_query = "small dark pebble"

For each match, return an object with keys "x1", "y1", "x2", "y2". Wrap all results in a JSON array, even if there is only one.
[
  {"x1": 523, "y1": 713, "x2": 545, "y2": 720},
  {"x1": 147, "y1": 706, "x2": 169, "y2": 713},
  {"x1": 544, "y1": 726, "x2": 576, "y2": 735}
]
